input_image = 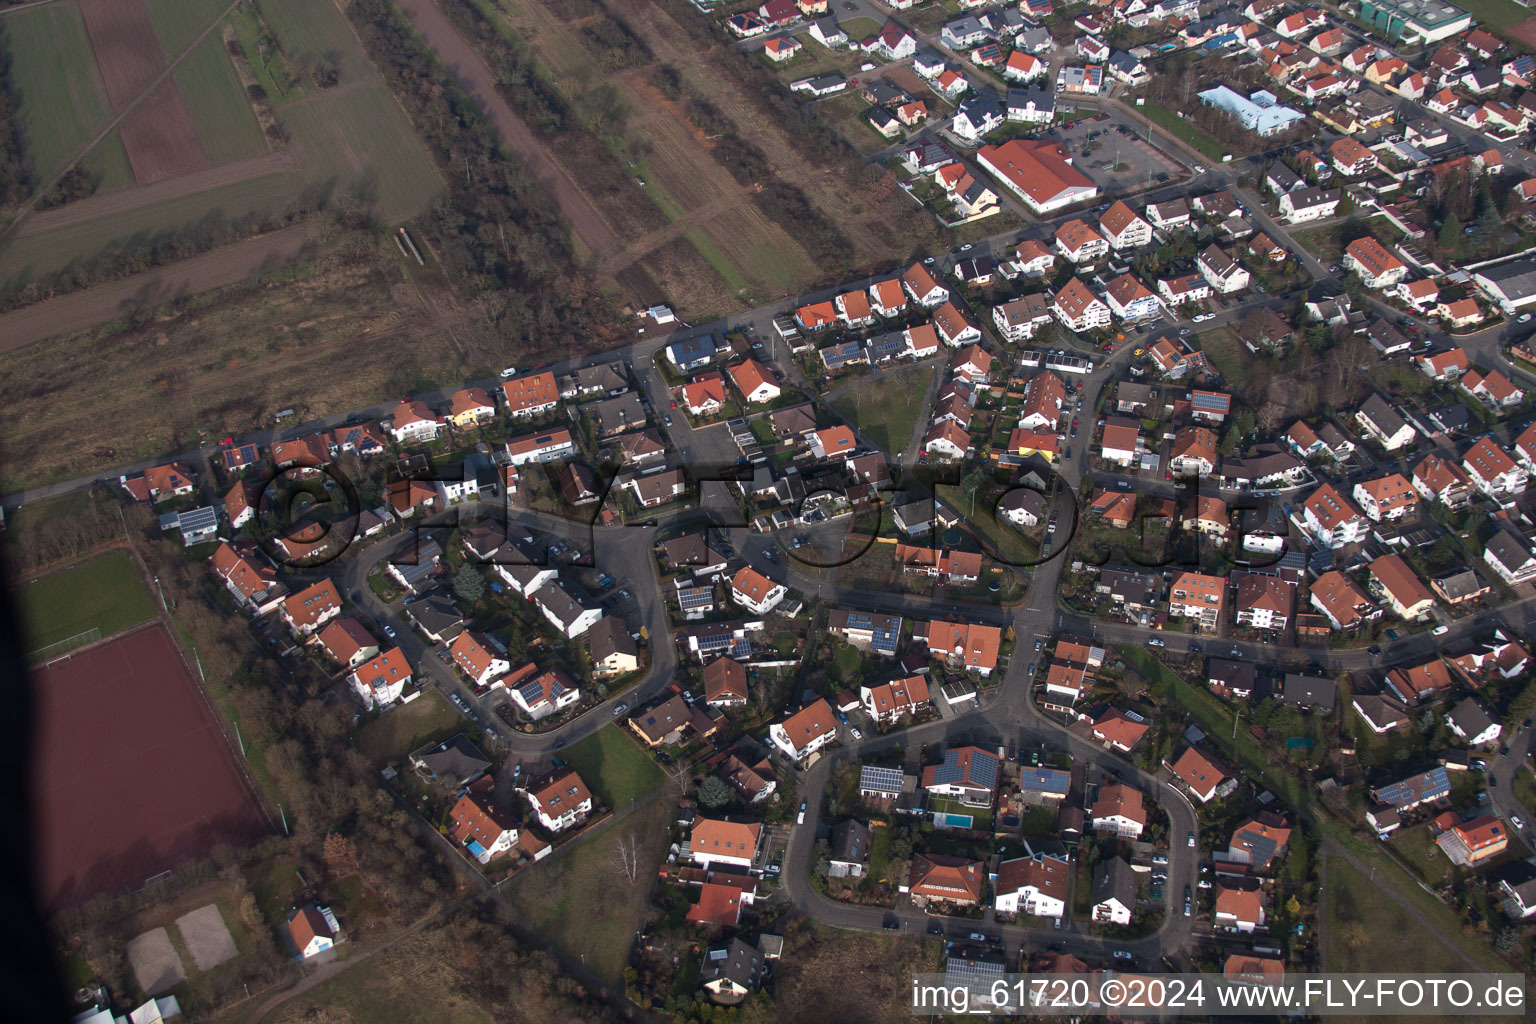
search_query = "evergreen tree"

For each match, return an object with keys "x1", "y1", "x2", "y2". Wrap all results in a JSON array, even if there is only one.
[
  {"x1": 453, "y1": 564, "x2": 485, "y2": 603},
  {"x1": 698, "y1": 775, "x2": 732, "y2": 808},
  {"x1": 1438, "y1": 212, "x2": 1462, "y2": 251}
]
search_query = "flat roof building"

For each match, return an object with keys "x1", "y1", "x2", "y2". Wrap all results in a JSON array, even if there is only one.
[{"x1": 1357, "y1": 0, "x2": 1472, "y2": 45}]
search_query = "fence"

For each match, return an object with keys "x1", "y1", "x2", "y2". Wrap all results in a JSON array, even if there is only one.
[{"x1": 28, "y1": 626, "x2": 102, "y2": 665}]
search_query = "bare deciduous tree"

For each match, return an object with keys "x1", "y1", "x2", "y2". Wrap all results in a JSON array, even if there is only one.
[{"x1": 613, "y1": 832, "x2": 641, "y2": 882}]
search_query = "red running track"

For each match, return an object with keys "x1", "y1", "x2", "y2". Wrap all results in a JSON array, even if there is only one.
[{"x1": 32, "y1": 625, "x2": 267, "y2": 909}]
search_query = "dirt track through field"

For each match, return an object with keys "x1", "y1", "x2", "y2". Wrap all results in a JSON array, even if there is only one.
[
  {"x1": 393, "y1": 0, "x2": 618, "y2": 259},
  {"x1": 17, "y1": 151, "x2": 298, "y2": 237},
  {"x1": 77, "y1": 0, "x2": 208, "y2": 182},
  {"x1": 0, "y1": 225, "x2": 324, "y2": 351}
]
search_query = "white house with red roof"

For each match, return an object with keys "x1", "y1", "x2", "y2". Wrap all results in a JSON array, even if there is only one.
[
  {"x1": 525, "y1": 769, "x2": 593, "y2": 833},
  {"x1": 450, "y1": 787, "x2": 520, "y2": 864},
  {"x1": 387, "y1": 399, "x2": 445, "y2": 444},
  {"x1": 1463, "y1": 437, "x2": 1528, "y2": 498},
  {"x1": 768, "y1": 699, "x2": 838, "y2": 760},
  {"x1": 287, "y1": 906, "x2": 341, "y2": 959},
  {"x1": 449, "y1": 631, "x2": 510, "y2": 690},
  {"x1": 731, "y1": 566, "x2": 787, "y2": 615},
  {"x1": 348, "y1": 647, "x2": 412, "y2": 709}
]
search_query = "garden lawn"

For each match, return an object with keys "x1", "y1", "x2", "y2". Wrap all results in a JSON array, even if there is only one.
[
  {"x1": 1136, "y1": 99, "x2": 1226, "y2": 161},
  {"x1": 560, "y1": 725, "x2": 668, "y2": 810},
  {"x1": 353, "y1": 688, "x2": 463, "y2": 766},
  {"x1": 831, "y1": 363, "x2": 933, "y2": 456},
  {"x1": 507, "y1": 797, "x2": 672, "y2": 982}
]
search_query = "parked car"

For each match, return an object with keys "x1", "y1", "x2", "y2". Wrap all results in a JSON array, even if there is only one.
[
  {"x1": 1148, "y1": 638, "x2": 1164, "y2": 647},
  {"x1": 850, "y1": 726, "x2": 863, "y2": 740},
  {"x1": 1432, "y1": 624, "x2": 1449, "y2": 636},
  {"x1": 612, "y1": 702, "x2": 628, "y2": 716},
  {"x1": 500, "y1": 365, "x2": 519, "y2": 377},
  {"x1": 1187, "y1": 831, "x2": 1196, "y2": 847},
  {"x1": 797, "y1": 801, "x2": 807, "y2": 825}
]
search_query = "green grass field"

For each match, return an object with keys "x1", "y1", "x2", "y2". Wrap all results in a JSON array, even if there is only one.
[
  {"x1": 559, "y1": 725, "x2": 667, "y2": 810},
  {"x1": 143, "y1": 0, "x2": 230, "y2": 58},
  {"x1": 1455, "y1": 0, "x2": 1535, "y2": 29},
  {"x1": 1324, "y1": 857, "x2": 1468, "y2": 973},
  {"x1": 172, "y1": 31, "x2": 269, "y2": 165},
  {"x1": 831, "y1": 363, "x2": 933, "y2": 456},
  {"x1": 16, "y1": 549, "x2": 156, "y2": 653},
  {"x1": 1136, "y1": 99, "x2": 1227, "y2": 162},
  {"x1": 508, "y1": 797, "x2": 670, "y2": 981},
  {"x1": 354, "y1": 688, "x2": 465, "y2": 765},
  {"x1": 2, "y1": 1, "x2": 125, "y2": 188}
]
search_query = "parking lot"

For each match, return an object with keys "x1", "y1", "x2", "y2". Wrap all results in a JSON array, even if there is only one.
[{"x1": 1054, "y1": 114, "x2": 1185, "y2": 196}]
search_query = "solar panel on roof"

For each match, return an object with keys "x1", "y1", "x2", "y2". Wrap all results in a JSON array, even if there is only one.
[{"x1": 859, "y1": 765, "x2": 904, "y2": 792}]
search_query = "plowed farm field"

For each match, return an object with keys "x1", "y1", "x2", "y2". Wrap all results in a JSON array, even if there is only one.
[{"x1": 77, "y1": 0, "x2": 209, "y2": 183}]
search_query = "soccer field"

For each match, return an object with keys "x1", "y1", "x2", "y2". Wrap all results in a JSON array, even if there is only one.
[{"x1": 17, "y1": 549, "x2": 157, "y2": 654}]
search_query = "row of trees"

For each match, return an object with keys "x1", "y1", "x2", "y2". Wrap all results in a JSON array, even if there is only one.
[
  {"x1": 348, "y1": 0, "x2": 619, "y2": 355},
  {"x1": 123, "y1": 511, "x2": 453, "y2": 928},
  {"x1": 0, "y1": 29, "x2": 31, "y2": 208},
  {"x1": 0, "y1": 181, "x2": 346, "y2": 312}
]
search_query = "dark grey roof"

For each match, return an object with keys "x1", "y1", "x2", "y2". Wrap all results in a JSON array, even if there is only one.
[
  {"x1": 1475, "y1": 257, "x2": 1536, "y2": 302},
  {"x1": 584, "y1": 391, "x2": 647, "y2": 433},
  {"x1": 831, "y1": 819, "x2": 873, "y2": 864},
  {"x1": 1209, "y1": 658, "x2": 1256, "y2": 691},
  {"x1": 1433, "y1": 568, "x2": 1485, "y2": 600},
  {"x1": 1283, "y1": 674, "x2": 1336, "y2": 710},
  {"x1": 1092, "y1": 855, "x2": 1136, "y2": 909},
  {"x1": 406, "y1": 593, "x2": 465, "y2": 641},
  {"x1": 587, "y1": 615, "x2": 637, "y2": 662},
  {"x1": 1357, "y1": 392, "x2": 1410, "y2": 438},
  {"x1": 701, "y1": 937, "x2": 766, "y2": 992},
  {"x1": 1447, "y1": 698, "x2": 1497, "y2": 738},
  {"x1": 1487, "y1": 529, "x2": 1536, "y2": 572},
  {"x1": 410, "y1": 733, "x2": 490, "y2": 786}
]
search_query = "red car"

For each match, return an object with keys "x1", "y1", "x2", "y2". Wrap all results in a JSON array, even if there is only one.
[{"x1": 669, "y1": 401, "x2": 677, "y2": 409}]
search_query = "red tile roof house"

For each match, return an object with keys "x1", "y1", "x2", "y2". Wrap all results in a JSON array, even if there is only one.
[
  {"x1": 682, "y1": 372, "x2": 728, "y2": 416},
  {"x1": 348, "y1": 646, "x2": 413, "y2": 710},
  {"x1": 210, "y1": 541, "x2": 287, "y2": 616},
  {"x1": 287, "y1": 905, "x2": 341, "y2": 959},
  {"x1": 1091, "y1": 783, "x2": 1147, "y2": 837},
  {"x1": 691, "y1": 817, "x2": 762, "y2": 870},
  {"x1": 1461, "y1": 367, "x2": 1524, "y2": 410},
  {"x1": 281, "y1": 578, "x2": 343, "y2": 637},
  {"x1": 727, "y1": 359, "x2": 781, "y2": 404},
  {"x1": 316, "y1": 617, "x2": 380, "y2": 669},
  {"x1": 121, "y1": 461, "x2": 199, "y2": 503},
  {"x1": 1343, "y1": 237, "x2": 1407, "y2": 290},
  {"x1": 769, "y1": 699, "x2": 838, "y2": 760},
  {"x1": 902, "y1": 262, "x2": 950, "y2": 307},
  {"x1": 905, "y1": 853, "x2": 984, "y2": 906},
  {"x1": 500, "y1": 371, "x2": 561, "y2": 420},
  {"x1": 868, "y1": 277, "x2": 908, "y2": 317},
  {"x1": 860, "y1": 675, "x2": 931, "y2": 724},
  {"x1": 508, "y1": 666, "x2": 580, "y2": 719},
  {"x1": 1416, "y1": 346, "x2": 1468, "y2": 381},
  {"x1": 524, "y1": 768, "x2": 593, "y2": 833},
  {"x1": 449, "y1": 630, "x2": 511, "y2": 691},
  {"x1": 387, "y1": 399, "x2": 446, "y2": 444},
  {"x1": 450, "y1": 785, "x2": 522, "y2": 864},
  {"x1": 993, "y1": 852, "x2": 1069, "y2": 919},
  {"x1": 1463, "y1": 437, "x2": 1528, "y2": 498},
  {"x1": 731, "y1": 566, "x2": 787, "y2": 615},
  {"x1": 1215, "y1": 884, "x2": 1266, "y2": 932},
  {"x1": 1166, "y1": 747, "x2": 1231, "y2": 802},
  {"x1": 1352, "y1": 473, "x2": 1418, "y2": 521},
  {"x1": 1309, "y1": 570, "x2": 1380, "y2": 631},
  {"x1": 685, "y1": 882, "x2": 745, "y2": 927},
  {"x1": 271, "y1": 434, "x2": 331, "y2": 476}
]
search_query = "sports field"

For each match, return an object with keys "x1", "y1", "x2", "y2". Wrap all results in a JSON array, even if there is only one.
[
  {"x1": 17, "y1": 549, "x2": 157, "y2": 653},
  {"x1": 32, "y1": 623, "x2": 267, "y2": 908}
]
